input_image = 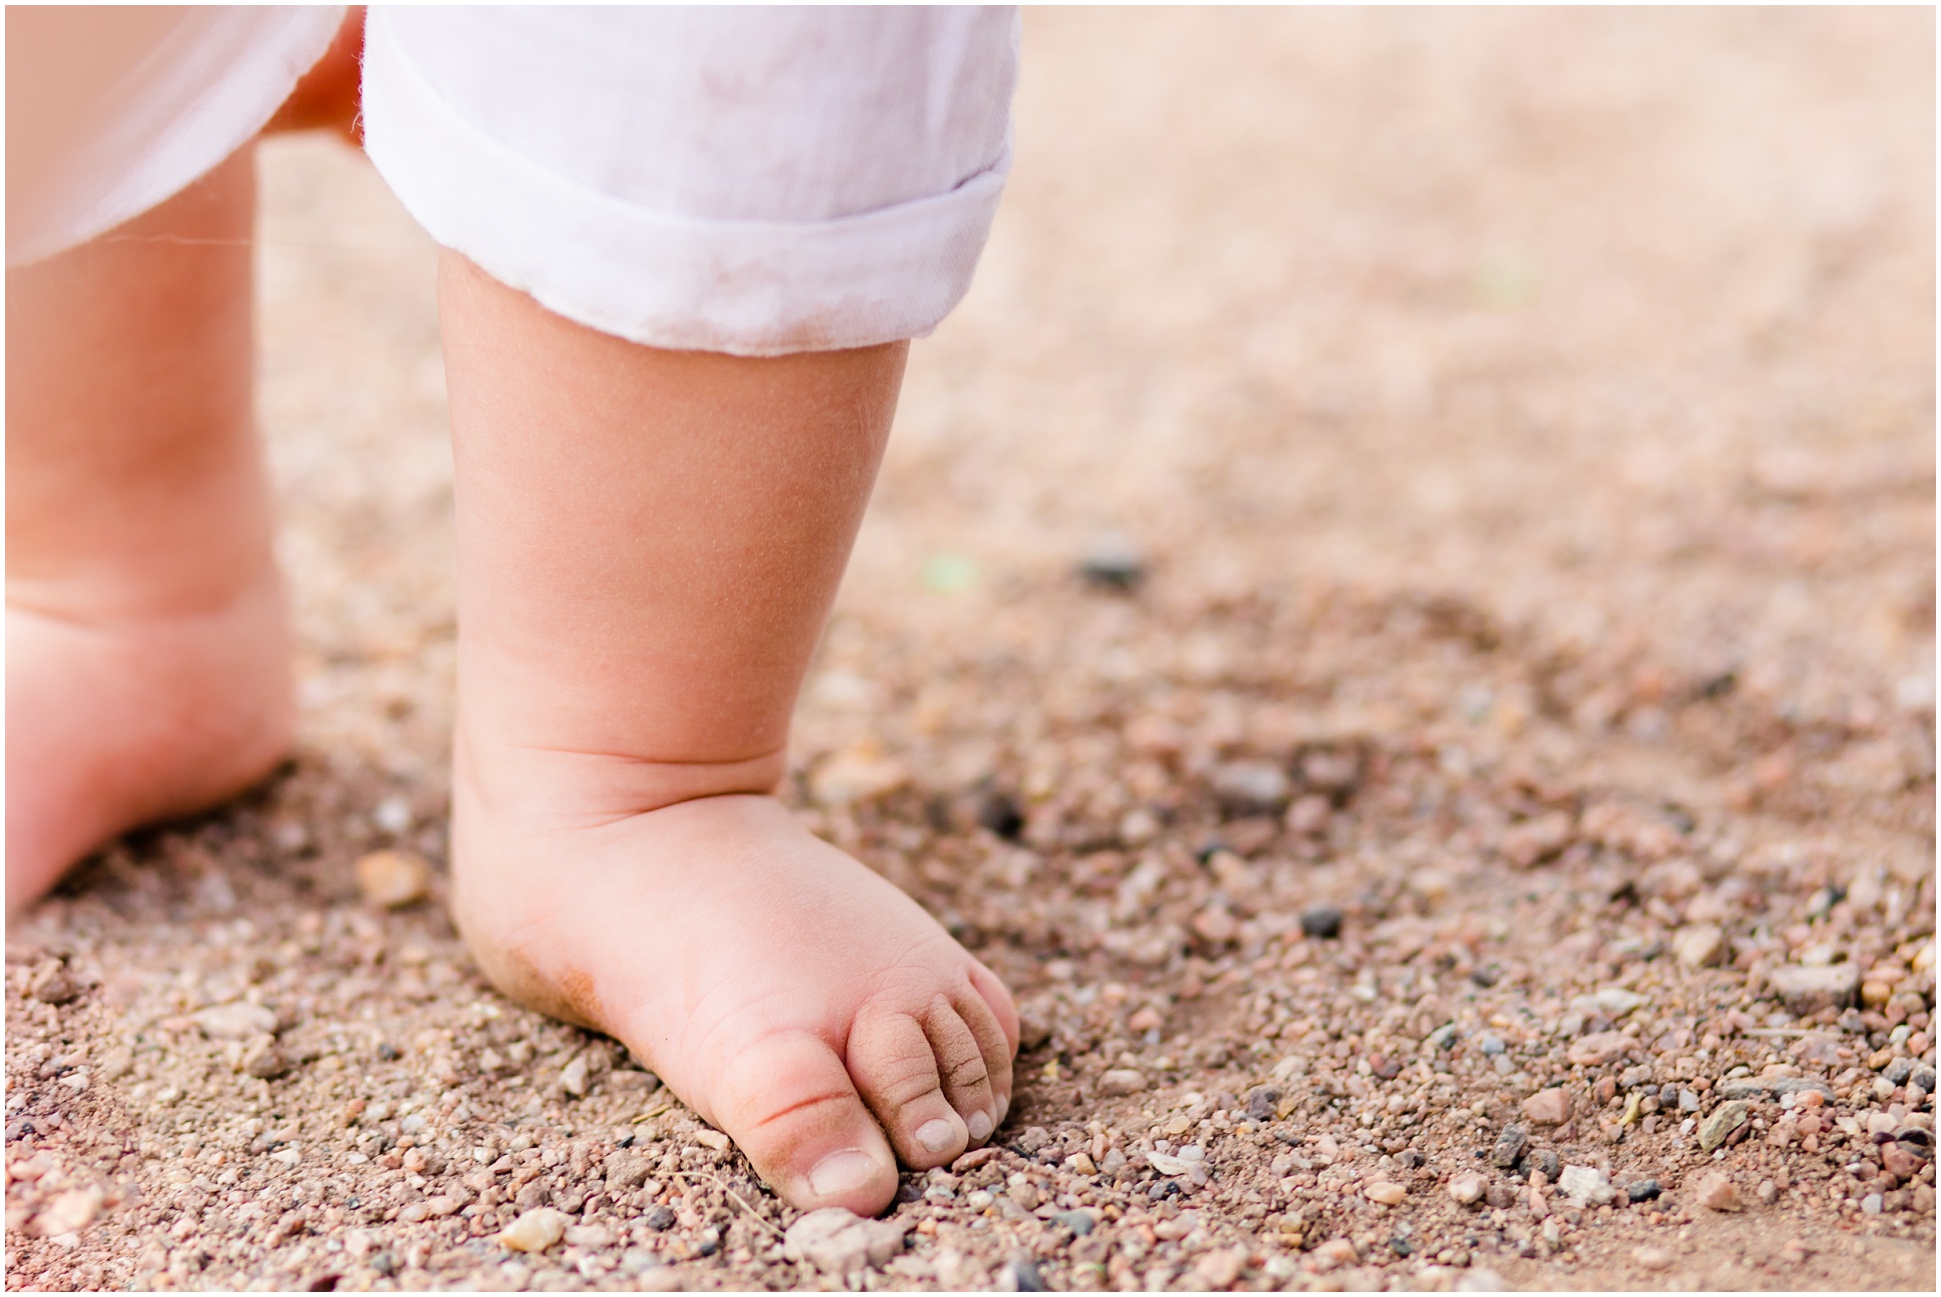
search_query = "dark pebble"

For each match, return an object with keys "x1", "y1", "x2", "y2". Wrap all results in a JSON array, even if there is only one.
[
  {"x1": 1006, "y1": 1258, "x2": 1048, "y2": 1292},
  {"x1": 1884, "y1": 1058, "x2": 1914, "y2": 1085},
  {"x1": 1491, "y1": 1125, "x2": 1528, "y2": 1170},
  {"x1": 1148, "y1": 1179, "x2": 1183, "y2": 1200},
  {"x1": 1371, "y1": 1056, "x2": 1402, "y2": 1080},
  {"x1": 1299, "y1": 904, "x2": 1344, "y2": 940},
  {"x1": 1246, "y1": 1088, "x2": 1282, "y2": 1122},
  {"x1": 369, "y1": 1252, "x2": 397, "y2": 1278},
  {"x1": 1052, "y1": 1210, "x2": 1096, "y2": 1236},
  {"x1": 643, "y1": 1205, "x2": 678, "y2": 1231},
  {"x1": 1523, "y1": 1149, "x2": 1560, "y2": 1183},
  {"x1": 975, "y1": 790, "x2": 1026, "y2": 841},
  {"x1": 1077, "y1": 536, "x2": 1147, "y2": 593},
  {"x1": 1398, "y1": 1150, "x2": 1426, "y2": 1169},
  {"x1": 1390, "y1": 1237, "x2": 1413, "y2": 1257},
  {"x1": 1912, "y1": 1066, "x2": 1936, "y2": 1093},
  {"x1": 376, "y1": 1043, "x2": 400, "y2": 1062},
  {"x1": 895, "y1": 1179, "x2": 925, "y2": 1204},
  {"x1": 1469, "y1": 966, "x2": 1500, "y2": 988},
  {"x1": 1627, "y1": 1179, "x2": 1663, "y2": 1202}
]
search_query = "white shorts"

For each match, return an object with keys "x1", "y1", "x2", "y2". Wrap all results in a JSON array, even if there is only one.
[{"x1": 6, "y1": 6, "x2": 1019, "y2": 356}]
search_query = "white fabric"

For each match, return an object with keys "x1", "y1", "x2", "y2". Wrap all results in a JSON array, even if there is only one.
[
  {"x1": 361, "y1": 6, "x2": 1019, "y2": 354},
  {"x1": 5, "y1": 6, "x2": 344, "y2": 266}
]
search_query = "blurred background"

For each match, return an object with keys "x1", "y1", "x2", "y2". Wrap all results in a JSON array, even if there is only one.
[{"x1": 259, "y1": 7, "x2": 1932, "y2": 802}]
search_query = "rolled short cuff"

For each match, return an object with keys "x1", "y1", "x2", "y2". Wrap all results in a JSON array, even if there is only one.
[{"x1": 361, "y1": 10, "x2": 1010, "y2": 357}]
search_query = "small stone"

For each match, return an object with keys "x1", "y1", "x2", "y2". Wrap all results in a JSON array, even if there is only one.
[
  {"x1": 1861, "y1": 1192, "x2": 1884, "y2": 1216},
  {"x1": 1525, "y1": 1148, "x2": 1561, "y2": 1184},
  {"x1": 1678, "y1": 1087, "x2": 1702, "y2": 1112},
  {"x1": 1077, "y1": 533, "x2": 1147, "y2": 592},
  {"x1": 354, "y1": 849, "x2": 430, "y2": 909},
  {"x1": 1051, "y1": 1210, "x2": 1095, "y2": 1235},
  {"x1": 1098, "y1": 1069, "x2": 1147, "y2": 1097},
  {"x1": 694, "y1": 1129, "x2": 731, "y2": 1152},
  {"x1": 194, "y1": 1001, "x2": 279, "y2": 1041},
  {"x1": 1566, "y1": 1032, "x2": 1630, "y2": 1067},
  {"x1": 783, "y1": 1207, "x2": 907, "y2": 1277},
  {"x1": 1209, "y1": 760, "x2": 1290, "y2": 814},
  {"x1": 26, "y1": 962, "x2": 82, "y2": 1005},
  {"x1": 1626, "y1": 1178, "x2": 1662, "y2": 1202},
  {"x1": 1004, "y1": 1257, "x2": 1048, "y2": 1292},
  {"x1": 241, "y1": 1036, "x2": 290, "y2": 1080},
  {"x1": 604, "y1": 1148, "x2": 652, "y2": 1191},
  {"x1": 1491, "y1": 1126, "x2": 1528, "y2": 1169},
  {"x1": 1311, "y1": 1239, "x2": 1359, "y2": 1271},
  {"x1": 1191, "y1": 1248, "x2": 1246, "y2": 1290},
  {"x1": 1365, "y1": 1180, "x2": 1406, "y2": 1206},
  {"x1": 1882, "y1": 1057, "x2": 1915, "y2": 1085},
  {"x1": 33, "y1": 1188, "x2": 100, "y2": 1237},
  {"x1": 1192, "y1": 907, "x2": 1239, "y2": 943},
  {"x1": 499, "y1": 1208, "x2": 569, "y2": 1253},
  {"x1": 1768, "y1": 963, "x2": 1862, "y2": 1015},
  {"x1": 1634, "y1": 1246, "x2": 1673, "y2": 1271},
  {"x1": 810, "y1": 746, "x2": 908, "y2": 807},
  {"x1": 1698, "y1": 1100, "x2": 1750, "y2": 1153},
  {"x1": 1300, "y1": 903, "x2": 1345, "y2": 940},
  {"x1": 642, "y1": 1205, "x2": 677, "y2": 1231},
  {"x1": 1881, "y1": 1142, "x2": 1921, "y2": 1179},
  {"x1": 559, "y1": 1056, "x2": 589, "y2": 1098},
  {"x1": 1695, "y1": 1173, "x2": 1742, "y2": 1212},
  {"x1": 1522, "y1": 1089, "x2": 1571, "y2": 1126},
  {"x1": 1672, "y1": 924, "x2": 1726, "y2": 969},
  {"x1": 564, "y1": 1224, "x2": 613, "y2": 1248},
  {"x1": 1556, "y1": 1165, "x2": 1614, "y2": 1207},
  {"x1": 1757, "y1": 1180, "x2": 1779, "y2": 1205},
  {"x1": 1448, "y1": 1173, "x2": 1487, "y2": 1206},
  {"x1": 1245, "y1": 1087, "x2": 1281, "y2": 1122}
]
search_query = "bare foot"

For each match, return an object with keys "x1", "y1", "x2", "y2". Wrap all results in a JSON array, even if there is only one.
[
  {"x1": 5, "y1": 576, "x2": 293, "y2": 914},
  {"x1": 451, "y1": 751, "x2": 1018, "y2": 1217}
]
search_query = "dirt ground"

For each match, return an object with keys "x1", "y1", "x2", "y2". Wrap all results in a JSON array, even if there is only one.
[{"x1": 6, "y1": 9, "x2": 1935, "y2": 1293}]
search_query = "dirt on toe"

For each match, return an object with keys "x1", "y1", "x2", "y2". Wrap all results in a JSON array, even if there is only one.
[{"x1": 6, "y1": 9, "x2": 1934, "y2": 1293}]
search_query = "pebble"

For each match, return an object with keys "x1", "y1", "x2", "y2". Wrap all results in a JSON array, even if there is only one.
[
  {"x1": 1051, "y1": 1210, "x2": 1095, "y2": 1236},
  {"x1": 1698, "y1": 1100, "x2": 1750, "y2": 1153},
  {"x1": 354, "y1": 849, "x2": 430, "y2": 909},
  {"x1": 782, "y1": 1208, "x2": 908, "y2": 1278},
  {"x1": 1634, "y1": 1246, "x2": 1673, "y2": 1271},
  {"x1": 559, "y1": 1056, "x2": 589, "y2": 1097},
  {"x1": 1626, "y1": 1178, "x2": 1662, "y2": 1202},
  {"x1": 1566, "y1": 1032, "x2": 1630, "y2": 1067},
  {"x1": 1245, "y1": 1087, "x2": 1281, "y2": 1121},
  {"x1": 1695, "y1": 1173, "x2": 1742, "y2": 1212},
  {"x1": 498, "y1": 1208, "x2": 569, "y2": 1253},
  {"x1": 240, "y1": 1036, "x2": 290, "y2": 1080},
  {"x1": 1860, "y1": 1193, "x2": 1884, "y2": 1216},
  {"x1": 1448, "y1": 1173, "x2": 1487, "y2": 1205},
  {"x1": 1096, "y1": 1067, "x2": 1148, "y2": 1098},
  {"x1": 1768, "y1": 963, "x2": 1862, "y2": 1014},
  {"x1": 1004, "y1": 1257, "x2": 1048, "y2": 1291},
  {"x1": 1557, "y1": 1165, "x2": 1614, "y2": 1206},
  {"x1": 194, "y1": 1001, "x2": 279, "y2": 1041},
  {"x1": 1209, "y1": 760, "x2": 1291, "y2": 814},
  {"x1": 1522, "y1": 1088, "x2": 1571, "y2": 1126},
  {"x1": 1076, "y1": 534, "x2": 1147, "y2": 592},
  {"x1": 26, "y1": 962, "x2": 83, "y2": 1005},
  {"x1": 1491, "y1": 1126, "x2": 1528, "y2": 1169},
  {"x1": 1190, "y1": 1248, "x2": 1246, "y2": 1289},
  {"x1": 34, "y1": 1188, "x2": 100, "y2": 1237},
  {"x1": 1525, "y1": 1148, "x2": 1561, "y2": 1184},
  {"x1": 1299, "y1": 903, "x2": 1344, "y2": 940},
  {"x1": 1673, "y1": 923, "x2": 1726, "y2": 969},
  {"x1": 1365, "y1": 1180, "x2": 1406, "y2": 1206},
  {"x1": 642, "y1": 1206, "x2": 677, "y2": 1232}
]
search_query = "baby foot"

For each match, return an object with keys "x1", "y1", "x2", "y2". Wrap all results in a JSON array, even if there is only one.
[
  {"x1": 6, "y1": 576, "x2": 294, "y2": 914},
  {"x1": 451, "y1": 753, "x2": 1018, "y2": 1216}
]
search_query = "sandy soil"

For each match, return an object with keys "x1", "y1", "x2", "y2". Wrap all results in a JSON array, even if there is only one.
[{"x1": 6, "y1": 10, "x2": 1935, "y2": 1292}]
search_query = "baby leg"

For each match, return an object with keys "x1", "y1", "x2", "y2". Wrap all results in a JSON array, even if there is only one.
[
  {"x1": 6, "y1": 147, "x2": 294, "y2": 914},
  {"x1": 439, "y1": 253, "x2": 1017, "y2": 1215}
]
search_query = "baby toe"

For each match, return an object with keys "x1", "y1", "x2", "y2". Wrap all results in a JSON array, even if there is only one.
[
  {"x1": 707, "y1": 1029, "x2": 898, "y2": 1214},
  {"x1": 849, "y1": 1006, "x2": 969, "y2": 1168}
]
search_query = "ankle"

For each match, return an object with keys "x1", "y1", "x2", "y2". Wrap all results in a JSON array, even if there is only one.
[{"x1": 453, "y1": 722, "x2": 790, "y2": 830}]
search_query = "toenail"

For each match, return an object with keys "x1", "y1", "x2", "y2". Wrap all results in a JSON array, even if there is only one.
[
  {"x1": 915, "y1": 1120, "x2": 956, "y2": 1153},
  {"x1": 966, "y1": 1110, "x2": 995, "y2": 1142},
  {"x1": 808, "y1": 1149, "x2": 880, "y2": 1199}
]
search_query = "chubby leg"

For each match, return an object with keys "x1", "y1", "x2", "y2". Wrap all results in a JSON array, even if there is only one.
[
  {"x1": 5, "y1": 147, "x2": 294, "y2": 913},
  {"x1": 439, "y1": 252, "x2": 1017, "y2": 1215}
]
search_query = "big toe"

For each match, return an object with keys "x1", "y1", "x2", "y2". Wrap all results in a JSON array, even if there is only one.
[{"x1": 706, "y1": 1029, "x2": 899, "y2": 1215}]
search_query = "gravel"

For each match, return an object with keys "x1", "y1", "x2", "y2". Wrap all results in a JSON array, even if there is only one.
[{"x1": 6, "y1": 9, "x2": 1935, "y2": 1294}]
